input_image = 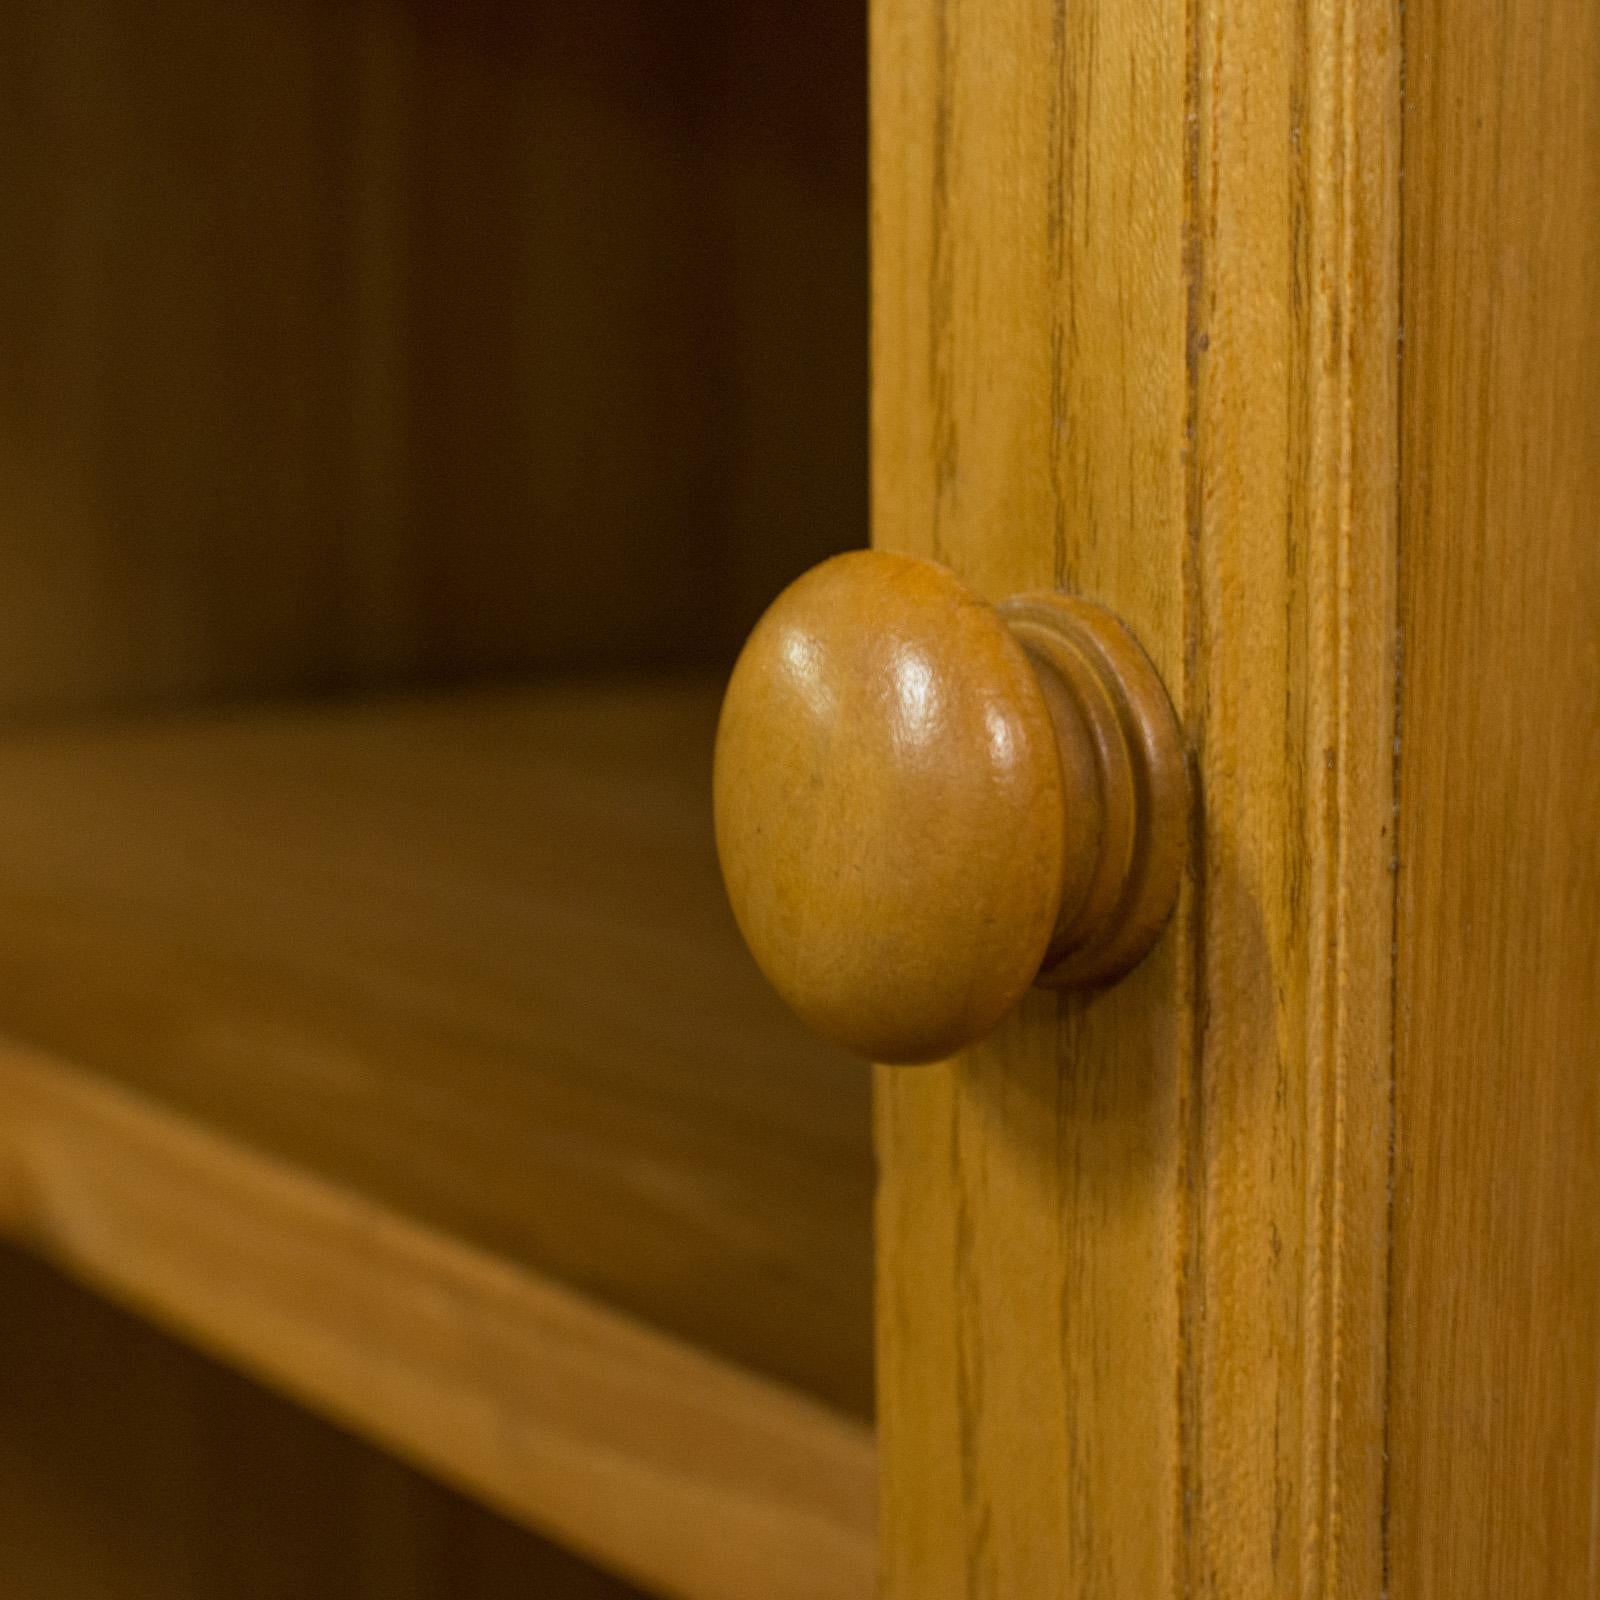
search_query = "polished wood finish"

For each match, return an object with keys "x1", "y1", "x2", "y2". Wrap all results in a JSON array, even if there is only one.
[
  {"x1": 0, "y1": 0, "x2": 864, "y2": 717},
  {"x1": 718, "y1": 552, "x2": 1070, "y2": 1064},
  {"x1": 0, "y1": 1045, "x2": 871, "y2": 1600},
  {"x1": 3, "y1": 0, "x2": 1592, "y2": 1590},
  {"x1": 715, "y1": 550, "x2": 1187, "y2": 1063},
  {"x1": 1388, "y1": 0, "x2": 1600, "y2": 1590},
  {"x1": 0, "y1": 1248, "x2": 644, "y2": 1600},
  {"x1": 0, "y1": 682, "x2": 873, "y2": 1600},
  {"x1": 872, "y1": 0, "x2": 1398, "y2": 1593},
  {"x1": 999, "y1": 592, "x2": 1190, "y2": 989}
]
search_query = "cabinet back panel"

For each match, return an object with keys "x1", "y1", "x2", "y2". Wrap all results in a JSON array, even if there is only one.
[{"x1": 0, "y1": 0, "x2": 866, "y2": 716}]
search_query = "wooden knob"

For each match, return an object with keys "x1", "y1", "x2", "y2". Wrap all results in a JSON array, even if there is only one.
[{"x1": 714, "y1": 551, "x2": 1189, "y2": 1063}]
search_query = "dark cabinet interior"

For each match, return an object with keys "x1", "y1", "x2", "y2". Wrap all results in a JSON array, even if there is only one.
[{"x1": 0, "y1": 3, "x2": 873, "y2": 1596}]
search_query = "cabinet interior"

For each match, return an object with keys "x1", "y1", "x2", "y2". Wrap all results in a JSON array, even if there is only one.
[{"x1": 0, "y1": 1, "x2": 871, "y2": 1596}]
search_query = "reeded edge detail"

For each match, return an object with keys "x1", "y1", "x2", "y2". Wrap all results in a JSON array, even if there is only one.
[{"x1": 998, "y1": 594, "x2": 1191, "y2": 987}]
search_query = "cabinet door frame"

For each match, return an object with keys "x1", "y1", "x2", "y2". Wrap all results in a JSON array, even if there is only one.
[{"x1": 872, "y1": 0, "x2": 1399, "y2": 1591}]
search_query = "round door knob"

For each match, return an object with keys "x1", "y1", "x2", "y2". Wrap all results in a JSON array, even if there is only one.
[{"x1": 714, "y1": 551, "x2": 1190, "y2": 1063}]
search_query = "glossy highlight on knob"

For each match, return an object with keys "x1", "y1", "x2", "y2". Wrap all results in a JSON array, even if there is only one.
[{"x1": 713, "y1": 551, "x2": 1189, "y2": 1064}]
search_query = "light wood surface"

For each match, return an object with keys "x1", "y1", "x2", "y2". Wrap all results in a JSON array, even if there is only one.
[
  {"x1": 871, "y1": 0, "x2": 1398, "y2": 1592},
  {"x1": 715, "y1": 551, "x2": 1188, "y2": 1062},
  {"x1": 1388, "y1": 0, "x2": 1600, "y2": 1591},
  {"x1": 0, "y1": 681, "x2": 874, "y2": 1600},
  {"x1": 0, "y1": 0, "x2": 864, "y2": 716},
  {"x1": 0, "y1": 679, "x2": 870, "y2": 1414},
  {"x1": 1179, "y1": 3, "x2": 1399, "y2": 1594},
  {"x1": 0, "y1": 1043, "x2": 873, "y2": 1600},
  {"x1": 0, "y1": 1247, "x2": 645, "y2": 1600}
]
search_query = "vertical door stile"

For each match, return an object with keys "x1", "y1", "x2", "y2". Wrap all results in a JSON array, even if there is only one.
[{"x1": 872, "y1": 0, "x2": 1401, "y2": 1592}]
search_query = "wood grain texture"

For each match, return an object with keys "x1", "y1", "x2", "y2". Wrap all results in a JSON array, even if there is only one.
[
  {"x1": 1388, "y1": 0, "x2": 1600, "y2": 1592},
  {"x1": 0, "y1": 682, "x2": 874, "y2": 1596},
  {"x1": 0, "y1": 0, "x2": 865, "y2": 715},
  {"x1": 0, "y1": 680, "x2": 870, "y2": 1418},
  {"x1": 873, "y1": 2, "x2": 1192, "y2": 1578},
  {"x1": 0, "y1": 1247, "x2": 645, "y2": 1600},
  {"x1": 871, "y1": 0, "x2": 1398, "y2": 1592},
  {"x1": 1182, "y1": 1, "x2": 1398, "y2": 1594},
  {"x1": 0, "y1": 1045, "x2": 873, "y2": 1600}
]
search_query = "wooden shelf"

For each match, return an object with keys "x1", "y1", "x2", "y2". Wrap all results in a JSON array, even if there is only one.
[{"x1": 0, "y1": 680, "x2": 874, "y2": 1600}]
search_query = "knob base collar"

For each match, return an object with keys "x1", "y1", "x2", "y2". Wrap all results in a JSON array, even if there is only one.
[{"x1": 1000, "y1": 595, "x2": 1191, "y2": 988}]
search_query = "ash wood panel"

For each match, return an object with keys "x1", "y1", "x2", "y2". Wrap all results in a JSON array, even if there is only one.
[
  {"x1": 0, "y1": 0, "x2": 865, "y2": 715},
  {"x1": 871, "y1": 0, "x2": 1398, "y2": 1592},
  {"x1": 1388, "y1": 0, "x2": 1600, "y2": 1592},
  {"x1": 1181, "y1": 3, "x2": 1398, "y2": 1594},
  {"x1": 0, "y1": 1248, "x2": 644, "y2": 1600},
  {"x1": 872, "y1": 0, "x2": 1190, "y2": 1584},
  {"x1": 0, "y1": 1047, "x2": 873, "y2": 1600},
  {"x1": 0, "y1": 681, "x2": 872, "y2": 1422}
]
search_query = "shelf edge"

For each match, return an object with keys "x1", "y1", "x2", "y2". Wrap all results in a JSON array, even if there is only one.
[{"x1": 0, "y1": 1041, "x2": 876, "y2": 1600}]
